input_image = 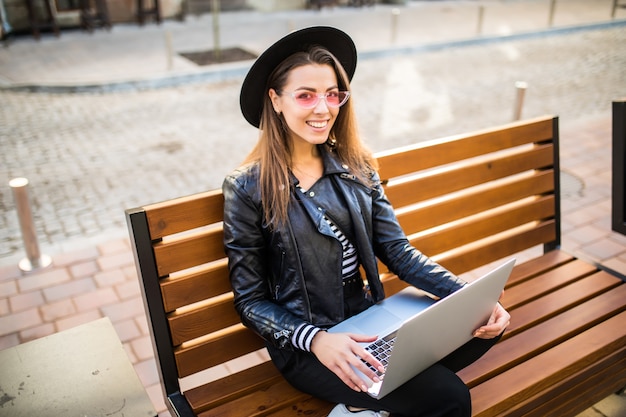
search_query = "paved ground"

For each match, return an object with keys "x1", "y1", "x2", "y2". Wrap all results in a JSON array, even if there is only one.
[{"x1": 0, "y1": 0, "x2": 626, "y2": 415}]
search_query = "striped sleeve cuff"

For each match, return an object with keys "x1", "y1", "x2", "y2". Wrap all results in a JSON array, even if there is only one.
[{"x1": 291, "y1": 323, "x2": 322, "y2": 352}]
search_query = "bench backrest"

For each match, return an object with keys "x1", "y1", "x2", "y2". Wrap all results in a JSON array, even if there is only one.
[{"x1": 126, "y1": 115, "x2": 559, "y2": 414}]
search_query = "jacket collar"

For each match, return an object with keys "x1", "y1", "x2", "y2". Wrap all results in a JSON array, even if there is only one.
[{"x1": 320, "y1": 145, "x2": 352, "y2": 176}]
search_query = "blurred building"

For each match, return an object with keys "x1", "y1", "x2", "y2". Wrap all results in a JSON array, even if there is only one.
[{"x1": 2, "y1": 0, "x2": 391, "y2": 36}]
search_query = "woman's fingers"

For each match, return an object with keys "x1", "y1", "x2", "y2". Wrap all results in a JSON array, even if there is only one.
[
  {"x1": 311, "y1": 331, "x2": 384, "y2": 391},
  {"x1": 474, "y1": 303, "x2": 510, "y2": 338}
]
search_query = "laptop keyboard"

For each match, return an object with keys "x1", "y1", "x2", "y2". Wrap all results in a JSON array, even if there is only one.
[{"x1": 362, "y1": 331, "x2": 397, "y2": 377}]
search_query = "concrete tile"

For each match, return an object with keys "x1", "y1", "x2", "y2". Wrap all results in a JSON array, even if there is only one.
[
  {"x1": 0, "y1": 333, "x2": 20, "y2": 350},
  {"x1": 566, "y1": 209, "x2": 598, "y2": 228},
  {"x1": 134, "y1": 358, "x2": 161, "y2": 387},
  {"x1": 0, "y1": 279, "x2": 18, "y2": 298},
  {"x1": 98, "y1": 238, "x2": 131, "y2": 255},
  {"x1": 52, "y1": 246, "x2": 100, "y2": 267},
  {"x1": 55, "y1": 310, "x2": 102, "y2": 332},
  {"x1": 131, "y1": 335, "x2": 155, "y2": 361},
  {"x1": 123, "y1": 264, "x2": 139, "y2": 280},
  {"x1": 592, "y1": 393, "x2": 626, "y2": 417},
  {"x1": 135, "y1": 314, "x2": 150, "y2": 336},
  {"x1": 69, "y1": 260, "x2": 100, "y2": 279},
  {"x1": 123, "y1": 342, "x2": 138, "y2": 364},
  {"x1": 101, "y1": 296, "x2": 145, "y2": 322},
  {"x1": 73, "y1": 287, "x2": 120, "y2": 312},
  {"x1": 43, "y1": 277, "x2": 97, "y2": 302},
  {"x1": 94, "y1": 269, "x2": 127, "y2": 288},
  {"x1": 19, "y1": 322, "x2": 56, "y2": 343},
  {"x1": 0, "y1": 308, "x2": 42, "y2": 336},
  {"x1": 0, "y1": 264, "x2": 22, "y2": 282},
  {"x1": 609, "y1": 232, "x2": 626, "y2": 246},
  {"x1": 565, "y1": 224, "x2": 608, "y2": 246},
  {"x1": 0, "y1": 298, "x2": 8, "y2": 316},
  {"x1": 9, "y1": 290, "x2": 45, "y2": 313},
  {"x1": 40, "y1": 299, "x2": 76, "y2": 322},
  {"x1": 18, "y1": 267, "x2": 71, "y2": 292},
  {"x1": 600, "y1": 257, "x2": 626, "y2": 278},
  {"x1": 582, "y1": 239, "x2": 626, "y2": 261},
  {"x1": 145, "y1": 383, "x2": 168, "y2": 415},
  {"x1": 112, "y1": 318, "x2": 142, "y2": 343},
  {"x1": 116, "y1": 277, "x2": 141, "y2": 299},
  {"x1": 97, "y1": 251, "x2": 135, "y2": 271}
]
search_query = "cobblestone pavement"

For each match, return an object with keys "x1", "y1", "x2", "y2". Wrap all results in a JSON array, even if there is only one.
[{"x1": 1, "y1": 24, "x2": 625, "y2": 262}]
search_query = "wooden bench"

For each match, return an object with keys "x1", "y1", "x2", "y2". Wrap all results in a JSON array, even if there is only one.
[{"x1": 126, "y1": 115, "x2": 626, "y2": 417}]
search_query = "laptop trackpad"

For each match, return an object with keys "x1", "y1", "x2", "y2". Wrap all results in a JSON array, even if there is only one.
[{"x1": 329, "y1": 306, "x2": 402, "y2": 336}]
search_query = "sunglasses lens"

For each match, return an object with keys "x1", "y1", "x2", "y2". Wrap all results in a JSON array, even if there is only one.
[
  {"x1": 325, "y1": 92, "x2": 341, "y2": 107},
  {"x1": 293, "y1": 92, "x2": 318, "y2": 108}
]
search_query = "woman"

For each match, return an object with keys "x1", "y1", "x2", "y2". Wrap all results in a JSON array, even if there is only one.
[{"x1": 223, "y1": 26, "x2": 510, "y2": 417}]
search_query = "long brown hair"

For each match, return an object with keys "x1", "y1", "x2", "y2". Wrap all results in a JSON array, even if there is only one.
[{"x1": 242, "y1": 46, "x2": 378, "y2": 228}]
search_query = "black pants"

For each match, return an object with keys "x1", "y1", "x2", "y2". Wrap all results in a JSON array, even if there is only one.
[
  {"x1": 269, "y1": 334, "x2": 500, "y2": 417},
  {"x1": 268, "y1": 287, "x2": 502, "y2": 417}
]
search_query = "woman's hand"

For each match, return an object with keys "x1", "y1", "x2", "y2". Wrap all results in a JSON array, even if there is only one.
[
  {"x1": 310, "y1": 331, "x2": 385, "y2": 392},
  {"x1": 474, "y1": 301, "x2": 510, "y2": 339}
]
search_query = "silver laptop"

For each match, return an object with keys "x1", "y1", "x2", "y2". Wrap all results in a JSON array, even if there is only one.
[{"x1": 328, "y1": 258, "x2": 515, "y2": 399}]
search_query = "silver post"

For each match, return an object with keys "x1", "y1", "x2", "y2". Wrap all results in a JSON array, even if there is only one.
[
  {"x1": 9, "y1": 178, "x2": 51, "y2": 272},
  {"x1": 390, "y1": 8, "x2": 400, "y2": 44},
  {"x1": 513, "y1": 81, "x2": 528, "y2": 121},
  {"x1": 164, "y1": 30, "x2": 173, "y2": 71},
  {"x1": 548, "y1": 0, "x2": 556, "y2": 27},
  {"x1": 476, "y1": 5, "x2": 484, "y2": 36},
  {"x1": 212, "y1": 0, "x2": 220, "y2": 61}
]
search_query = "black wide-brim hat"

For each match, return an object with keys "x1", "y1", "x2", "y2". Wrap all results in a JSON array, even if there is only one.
[{"x1": 240, "y1": 26, "x2": 357, "y2": 128}]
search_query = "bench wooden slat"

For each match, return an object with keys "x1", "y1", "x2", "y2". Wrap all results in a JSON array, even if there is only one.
[
  {"x1": 154, "y1": 228, "x2": 225, "y2": 276},
  {"x1": 469, "y1": 310, "x2": 626, "y2": 417},
  {"x1": 409, "y1": 196, "x2": 555, "y2": 256},
  {"x1": 169, "y1": 294, "x2": 241, "y2": 345},
  {"x1": 185, "y1": 362, "x2": 283, "y2": 413},
  {"x1": 384, "y1": 144, "x2": 554, "y2": 208},
  {"x1": 504, "y1": 270, "x2": 624, "y2": 338},
  {"x1": 505, "y1": 249, "x2": 574, "y2": 287},
  {"x1": 458, "y1": 282, "x2": 626, "y2": 386},
  {"x1": 500, "y1": 259, "x2": 598, "y2": 310},
  {"x1": 175, "y1": 324, "x2": 266, "y2": 378},
  {"x1": 266, "y1": 397, "x2": 334, "y2": 417},
  {"x1": 395, "y1": 170, "x2": 555, "y2": 236},
  {"x1": 508, "y1": 349, "x2": 626, "y2": 417},
  {"x1": 161, "y1": 259, "x2": 231, "y2": 312},
  {"x1": 376, "y1": 116, "x2": 555, "y2": 180},
  {"x1": 145, "y1": 189, "x2": 224, "y2": 239},
  {"x1": 196, "y1": 379, "x2": 313, "y2": 417},
  {"x1": 432, "y1": 220, "x2": 556, "y2": 274}
]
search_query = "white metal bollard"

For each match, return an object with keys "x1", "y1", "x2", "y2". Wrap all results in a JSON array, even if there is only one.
[
  {"x1": 548, "y1": 0, "x2": 557, "y2": 27},
  {"x1": 390, "y1": 8, "x2": 400, "y2": 43},
  {"x1": 513, "y1": 81, "x2": 528, "y2": 121},
  {"x1": 9, "y1": 178, "x2": 51, "y2": 272},
  {"x1": 165, "y1": 30, "x2": 173, "y2": 71},
  {"x1": 476, "y1": 5, "x2": 484, "y2": 36}
]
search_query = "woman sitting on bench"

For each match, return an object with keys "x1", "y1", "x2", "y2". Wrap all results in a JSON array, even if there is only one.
[{"x1": 222, "y1": 26, "x2": 510, "y2": 417}]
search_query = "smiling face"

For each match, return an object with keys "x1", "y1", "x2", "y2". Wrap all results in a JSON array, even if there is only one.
[{"x1": 269, "y1": 63, "x2": 341, "y2": 148}]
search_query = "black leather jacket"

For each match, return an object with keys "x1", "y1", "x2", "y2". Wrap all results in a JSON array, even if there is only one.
[{"x1": 222, "y1": 146, "x2": 465, "y2": 351}]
